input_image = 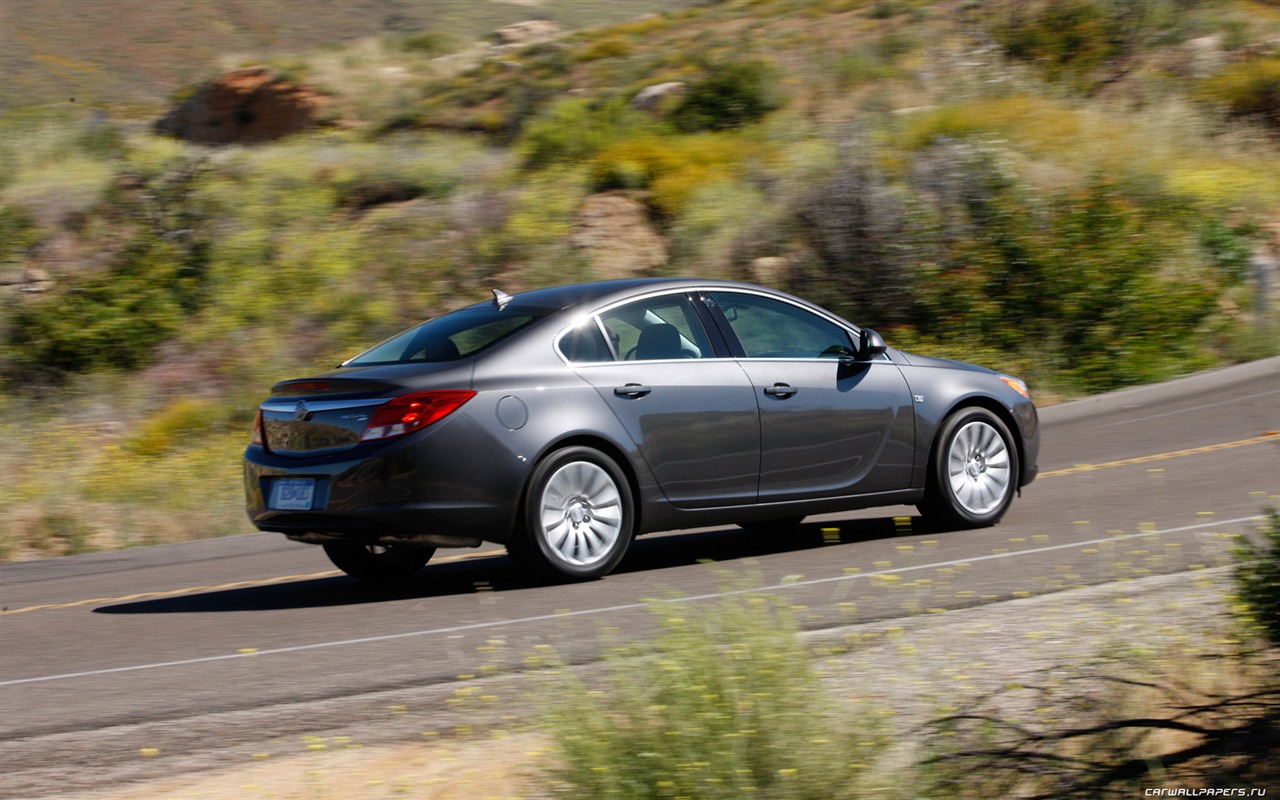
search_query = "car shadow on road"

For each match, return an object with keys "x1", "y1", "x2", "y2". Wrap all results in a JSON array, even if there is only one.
[{"x1": 93, "y1": 516, "x2": 933, "y2": 615}]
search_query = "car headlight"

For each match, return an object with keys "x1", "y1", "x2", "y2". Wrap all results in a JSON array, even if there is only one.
[{"x1": 999, "y1": 375, "x2": 1030, "y2": 399}]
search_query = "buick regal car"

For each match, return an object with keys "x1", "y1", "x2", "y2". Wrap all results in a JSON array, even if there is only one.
[{"x1": 244, "y1": 279, "x2": 1038, "y2": 582}]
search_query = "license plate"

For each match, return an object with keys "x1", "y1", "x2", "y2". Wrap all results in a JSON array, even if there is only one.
[{"x1": 270, "y1": 479, "x2": 316, "y2": 511}]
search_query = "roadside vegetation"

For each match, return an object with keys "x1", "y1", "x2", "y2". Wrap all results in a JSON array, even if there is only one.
[
  {"x1": 2, "y1": 0, "x2": 1279, "y2": 560},
  {"x1": 541, "y1": 589, "x2": 886, "y2": 799},
  {"x1": 528, "y1": 519, "x2": 1278, "y2": 798},
  {"x1": 93, "y1": 532, "x2": 1273, "y2": 799}
]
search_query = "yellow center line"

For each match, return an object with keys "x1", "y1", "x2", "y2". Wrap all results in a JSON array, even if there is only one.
[
  {"x1": 1039, "y1": 432, "x2": 1278, "y2": 478},
  {"x1": 0, "y1": 550, "x2": 502, "y2": 616},
  {"x1": 4, "y1": 433, "x2": 1276, "y2": 617}
]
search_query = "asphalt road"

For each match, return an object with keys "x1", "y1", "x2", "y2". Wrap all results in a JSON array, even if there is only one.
[{"x1": 1, "y1": 357, "x2": 1277, "y2": 792}]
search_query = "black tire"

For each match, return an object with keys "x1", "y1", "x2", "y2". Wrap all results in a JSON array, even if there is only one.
[
  {"x1": 918, "y1": 407, "x2": 1019, "y2": 530},
  {"x1": 322, "y1": 542, "x2": 434, "y2": 582},
  {"x1": 736, "y1": 516, "x2": 805, "y2": 532},
  {"x1": 511, "y1": 446, "x2": 635, "y2": 581}
]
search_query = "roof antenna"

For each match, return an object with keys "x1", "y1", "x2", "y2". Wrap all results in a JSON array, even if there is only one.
[{"x1": 492, "y1": 289, "x2": 513, "y2": 309}]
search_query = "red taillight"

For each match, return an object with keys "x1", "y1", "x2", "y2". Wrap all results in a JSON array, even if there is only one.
[
  {"x1": 361, "y1": 391, "x2": 476, "y2": 442},
  {"x1": 251, "y1": 408, "x2": 266, "y2": 447}
]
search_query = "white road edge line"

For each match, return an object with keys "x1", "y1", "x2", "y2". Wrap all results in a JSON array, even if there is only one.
[
  {"x1": 1085, "y1": 388, "x2": 1280, "y2": 430},
  {"x1": 0, "y1": 515, "x2": 1263, "y2": 688}
]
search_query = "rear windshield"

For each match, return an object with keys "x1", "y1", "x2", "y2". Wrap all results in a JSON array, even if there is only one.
[{"x1": 345, "y1": 307, "x2": 549, "y2": 366}]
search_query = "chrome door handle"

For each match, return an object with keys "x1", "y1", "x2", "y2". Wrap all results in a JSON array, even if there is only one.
[
  {"x1": 614, "y1": 384, "x2": 652, "y2": 398},
  {"x1": 763, "y1": 383, "x2": 798, "y2": 398}
]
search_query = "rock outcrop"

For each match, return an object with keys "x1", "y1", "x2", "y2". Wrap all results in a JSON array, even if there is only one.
[
  {"x1": 155, "y1": 68, "x2": 327, "y2": 145},
  {"x1": 491, "y1": 19, "x2": 561, "y2": 48},
  {"x1": 570, "y1": 192, "x2": 668, "y2": 279},
  {"x1": 631, "y1": 82, "x2": 687, "y2": 113}
]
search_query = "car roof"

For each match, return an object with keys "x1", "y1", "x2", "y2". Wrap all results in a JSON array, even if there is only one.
[{"x1": 476, "y1": 278, "x2": 764, "y2": 314}]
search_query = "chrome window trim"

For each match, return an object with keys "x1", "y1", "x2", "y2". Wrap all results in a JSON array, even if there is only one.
[{"x1": 552, "y1": 285, "x2": 893, "y2": 366}]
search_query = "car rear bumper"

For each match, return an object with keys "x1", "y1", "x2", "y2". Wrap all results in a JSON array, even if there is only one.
[{"x1": 243, "y1": 413, "x2": 527, "y2": 546}]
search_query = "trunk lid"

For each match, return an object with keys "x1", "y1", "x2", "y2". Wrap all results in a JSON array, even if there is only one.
[{"x1": 260, "y1": 378, "x2": 399, "y2": 456}]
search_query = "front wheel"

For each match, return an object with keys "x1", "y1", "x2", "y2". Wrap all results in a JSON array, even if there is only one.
[
  {"x1": 918, "y1": 408, "x2": 1019, "y2": 530},
  {"x1": 510, "y1": 446, "x2": 634, "y2": 581},
  {"x1": 322, "y1": 543, "x2": 434, "y2": 582}
]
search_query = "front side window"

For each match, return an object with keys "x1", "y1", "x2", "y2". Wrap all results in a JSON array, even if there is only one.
[
  {"x1": 346, "y1": 307, "x2": 548, "y2": 366},
  {"x1": 599, "y1": 294, "x2": 714, "y2": 361},
  {"x1": 709, "y1": 292, "x2": 855, "y2": 359}
]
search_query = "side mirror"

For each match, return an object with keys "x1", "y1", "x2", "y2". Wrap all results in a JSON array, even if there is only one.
[{"x1": 856, "y1": 328, "x2": 887, "y2": 361}]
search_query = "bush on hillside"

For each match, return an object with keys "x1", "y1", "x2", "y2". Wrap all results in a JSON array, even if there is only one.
[
  {"x1": 1234, "y1": 510, "x2": 1280, "y2": 645},
  {"x1": 587, "y1": 133, "x2": 757, "y2": 218},
  {"x1": 516, "y1": 95, "x2": 658, "y2": 169},
  {"x1": 3, "y1": 243, "x2": 188, "y2": 385},
  {"x1": 398, "y1": 31, "x2": 458, "y2": 56},
  {"x1": 911, "y1": 167, "x2": 1251, "y2": 390},
  {"x1": 0, "y1": 207, "x2": 39, "y2": 270},
  {"x1": 671, "y1": 59, "x2": 781, "y2": 133},
  {"x1": 2, "y1": 158, "x2": 212, "y2": 388},
  {"x1": 772, "y1": 138, "x2": 1258, "y2": 392},
  {"x1": 989, "y1": 0, "x2": 1193, "y2": 89},
  {"x1": 792, "y1": 140, "x2": 918, "y2": 328},
  {"x1": 1200, "y1": 57, "x2": 1280, "y2": 133}
]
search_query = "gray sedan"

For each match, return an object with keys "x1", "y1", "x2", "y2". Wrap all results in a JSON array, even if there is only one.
[{"x1": 244, "y1": 279, "x2": 1039, "y2": 582}]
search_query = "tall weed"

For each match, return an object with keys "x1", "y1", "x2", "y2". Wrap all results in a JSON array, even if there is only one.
[{"x1": 542, "y1": 590, "x2": 888, "y2": 799}]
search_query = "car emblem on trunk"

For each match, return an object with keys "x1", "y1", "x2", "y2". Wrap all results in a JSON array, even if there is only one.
[{"x1": 294, "y1": 400, "x2": 311, "y2": 421}]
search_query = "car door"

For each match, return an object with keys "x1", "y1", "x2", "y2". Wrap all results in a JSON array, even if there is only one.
[
  {"x1": 562, "y1": 291, "x2": 761, "y2": 509},
  {"x1": 706, "y1": 290, "x2": 915, "y2": 503}
]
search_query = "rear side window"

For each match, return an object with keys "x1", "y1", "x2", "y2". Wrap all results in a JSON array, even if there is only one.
[
  {"x1": 600, "y1": 294, "x2": 713, "y2": 361},
  {"x1": 559, "y1": 294, "x2": 715, "y2": 363},
  {"x1": 559, "y1": 320, "x2": 614, "y2": 363},
  {"x1": 346, "y1": 307, "x2": 547, "y2": 365}
]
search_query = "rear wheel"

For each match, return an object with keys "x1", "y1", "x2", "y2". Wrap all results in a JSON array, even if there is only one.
[
  {"x1": 918, "y1": 407, "x2": 1018, "y2": 530},
  {"x1": 510, "y1": 446, "x2": 634, "y2": 581},
  {"x1": 322, "y1": 543, "x2": 434, "y2": 582}
]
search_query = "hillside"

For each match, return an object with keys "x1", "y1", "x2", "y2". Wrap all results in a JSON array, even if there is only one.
[
  {"x1": 0, "y1": 0, "x2": 704, "y2": 110},
  {"x1": 2, "y1": 0, "x2": 1280, "y2": 560}
]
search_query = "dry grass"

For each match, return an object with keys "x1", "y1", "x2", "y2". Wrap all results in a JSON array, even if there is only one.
[{"x1": 54, "y1": 732, "x2": 552, "y2": 800}]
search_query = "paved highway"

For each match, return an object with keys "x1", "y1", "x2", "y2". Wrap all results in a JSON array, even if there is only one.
[{"x1": 1, "y1": 357, "x2": 1277, "y2": 794}]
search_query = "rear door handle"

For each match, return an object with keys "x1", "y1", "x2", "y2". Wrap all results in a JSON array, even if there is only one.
[
  {"x1": 614, "y1": 384, "x2": 652, "y2": 398},
  {"x1": 763, "y1": 383, "x2": 798, "y2": 398}
]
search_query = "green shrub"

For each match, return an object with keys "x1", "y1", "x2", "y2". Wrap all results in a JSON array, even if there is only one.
[
  {"x1": 399, "y1": 31, "x2": 457, "y2": 56},
  {"x1": 994, "y1": 0, "x2": 1112, "y2": 76},
  {"x1": 517, "y1": 95, "x2": 660, "y2": 169},
  {"x1": 671, "y1": 59, "x2": 781, "y2": 133},
  {"x1": 0, "y1": 207, "x2": 39, "y2": 269},
  {"x1": 124, "y1": 398, "x2": 226, "y2": 457},
  {"x1": 989, "y1": 0, "x2": 1187, "y2": 89},
  {"x1": 832, "y1": 51, "x2": 899, "y2": 88},
  {"x1": 1233, "y1": 510, "x2": 1280, "y2": 644},
  {"x1": 542, "y1": 590, "x2": 885, "y2": 799},
  {"x1": 2, "y1": 148, "x2": 213, "y2": 386},
  {"x1": 899, "y1": 143, "x2": 1253, "y2": 391},
  {"x1": 869, "y1": 1, "x2": 908, "y2": 19},
  {"x1": 1199, "y1": 57, "x2": 1280, "y2": 132},
  {"x1": 577, "y1": 35, "x2": 636, "y2": 62},
  {"x1": 587, "y1": 133, "x2": 758, "y2": 218},
  {"x1": 2, "y1": 240, "x2": 188, "y2": 385}
]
